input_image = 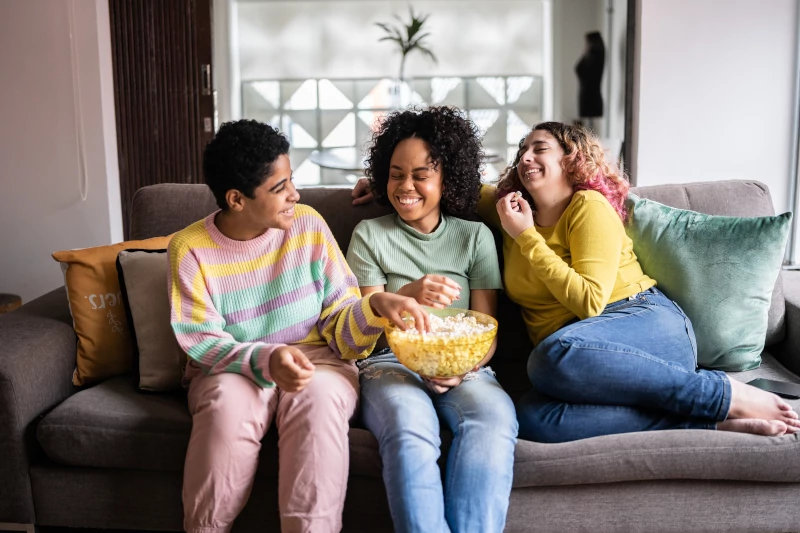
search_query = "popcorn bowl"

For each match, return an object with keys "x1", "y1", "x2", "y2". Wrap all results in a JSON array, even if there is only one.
[{"x1": 384, "y1": 307, "x2": 498, "y2": 378}]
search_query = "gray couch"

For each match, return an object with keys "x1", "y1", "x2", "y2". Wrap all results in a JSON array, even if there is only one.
[{"x1": 2, "y1": 180, "x2": 799, "y2": 533}]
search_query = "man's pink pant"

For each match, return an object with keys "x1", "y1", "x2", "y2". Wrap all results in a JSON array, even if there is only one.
[{"x1": 182, "y1": 345, "x2": 358, "y2": 533}]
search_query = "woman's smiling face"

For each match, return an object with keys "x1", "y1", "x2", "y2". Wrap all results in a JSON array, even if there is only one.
[
  {"x1": 516, "y1": 129, "x2": 568, "y2": 195},
  {"x1": 386, "y1": 137, "x2": 444, "y2": 233}
]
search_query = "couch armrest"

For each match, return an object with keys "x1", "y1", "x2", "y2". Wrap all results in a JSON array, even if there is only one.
[
  {"x1": 775, "y1": 271, "x2": 800, "y2": 376},
  {"x1": 0, "y1": 287, "x2": 77, "y2": 524}
]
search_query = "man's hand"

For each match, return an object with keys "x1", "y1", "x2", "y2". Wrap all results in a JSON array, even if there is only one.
[
  {"x1": 269, "y1": 346, "x2": 315, "y2": 392},
  {"x1": 397, "y1": 275, "x2": 462, "y2": 308},
  {"x1": 369, "y1": 292, "x2": 431, "y2": 333},
  {"x1": 496, "y1": 193, "x2": 535, "y2": 239},
  {"x1": 352, "y1": 177, "x2": 375, "y2": 205}
]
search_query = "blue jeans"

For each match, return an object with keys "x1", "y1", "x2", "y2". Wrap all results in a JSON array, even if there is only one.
[
  {"x1": 359, "y1": 351, "x2": 518, "y2": 533},
  {"x1": 517, "y1": 287, "x2": 732, "y2": 443}
]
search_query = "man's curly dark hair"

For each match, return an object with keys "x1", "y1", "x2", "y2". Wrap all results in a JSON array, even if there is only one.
[
  {"x1": 365, "y1": 106, "x2": 484, "y2": 217},
  {"x1": 202, "y1": 119, "x2": 290, "y2": 210}
]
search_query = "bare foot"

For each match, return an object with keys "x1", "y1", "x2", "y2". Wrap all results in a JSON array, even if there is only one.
[
  {"x1": 717, "y1": 418, "x2": 788, "y2": 436},
  {"x1": 727, "y1": 378, "x2": 799, "y2": 424}
]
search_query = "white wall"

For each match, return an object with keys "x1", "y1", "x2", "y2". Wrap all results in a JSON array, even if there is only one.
[
  {"x1": 633, "y1": 0, "x2": 797, "y2": 217},
  {"x1": 0, "y1": 0, "x2": 121, "y2": 304}
]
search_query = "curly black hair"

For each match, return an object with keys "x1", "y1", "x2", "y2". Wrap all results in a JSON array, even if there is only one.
[
  {"x1": 365, "y1": 106, "x2": 484, "y2": 217},
  {"x1": 202, "y1": 119, "x2": 290, "y2": 210}
]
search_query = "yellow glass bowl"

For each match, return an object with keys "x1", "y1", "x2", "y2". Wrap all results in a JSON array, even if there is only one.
[{"x1": 384, "y1": 307, "x2": 498, "y2": 378}]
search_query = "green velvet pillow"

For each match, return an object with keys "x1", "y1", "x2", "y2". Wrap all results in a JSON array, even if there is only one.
[{"x1": 625, "y1": 194, "x2": 791, "y2": 371}]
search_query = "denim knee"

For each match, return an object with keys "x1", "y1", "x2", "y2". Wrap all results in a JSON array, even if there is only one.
[
  {"x1": 361, "y1": 378, "x2": 441, "y2": 455},
  {"x1": 526, "y1": 334, "x2": 570, "y2": 390},
  {"x1": 435, "y1": 372, "x2": 518, "y2": 464}
]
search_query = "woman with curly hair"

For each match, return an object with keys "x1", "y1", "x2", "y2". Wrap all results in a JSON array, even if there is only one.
[
  {"x1": 490, "y1": 121, "x2": 799, "y2": 441},
  {"x1": 345, "y1": 106, "x2": 517, "y2": 533}
]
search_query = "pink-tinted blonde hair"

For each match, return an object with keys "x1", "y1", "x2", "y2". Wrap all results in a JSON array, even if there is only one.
[{"x1": 495, "y1": 122, "x2": 630, "y2": 221}]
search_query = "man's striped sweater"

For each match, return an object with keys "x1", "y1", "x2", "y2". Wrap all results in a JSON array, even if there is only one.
[{"x1": 168, "y1": 204, "x2": 383, "y2": 388}]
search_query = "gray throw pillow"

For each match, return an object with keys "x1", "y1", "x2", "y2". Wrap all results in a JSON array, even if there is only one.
[{"x1": 117, "y1": 249, "x2": 186, "y2": 391}]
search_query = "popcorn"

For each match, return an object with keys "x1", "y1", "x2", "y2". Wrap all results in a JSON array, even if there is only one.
[
  {"x1": 512, "y1": 190, "x2": 523, "y2": 200},
  {"x1": 396, "y1": 313, "x2": 495, "y2": 337},
  {"x1": 385, "y1": 310, "x2": 497, "y2": 378}
]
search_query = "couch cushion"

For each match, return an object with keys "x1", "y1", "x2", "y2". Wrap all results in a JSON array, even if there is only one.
[
  {"x1": 36, "y1": 376, "x2": 383, "y2": 478},
  {"x1": 514, "y1": 350, "x2": 800, "y2": 487},
  {"x1": 38, "y1": 355, "x2": 800, "y2": 485},
  {"x1": 37, "y1": 377, "x2": 192, "y2": 471},
  {"x1": 630, "y1": 180, "x2": 786, "y2": 347}
]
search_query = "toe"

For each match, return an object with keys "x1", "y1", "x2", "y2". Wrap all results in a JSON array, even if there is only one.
[
  {"x1": 785, "y1": 417, "x2": 800, "y2": 428},
  {"x1": 770, "y1": 421, "x2": 789, "y2": 436}
]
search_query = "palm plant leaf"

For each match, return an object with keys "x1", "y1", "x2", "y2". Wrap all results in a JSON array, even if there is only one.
[
  {"x1": 378, "y1": 36, "x2": 403, "y2": 46},
  {"x1": 415, "y1": 45, "x2": 438, "y2": 64},
  {"x1": 408, "y1": 32, "x2": 431, "y2": 48},
  {"x1": 376, "y1": 6, "x2": 437, "y2": 79},
  {"x1": 375, "y1": 22, "x2": 392, "y2": 33}
]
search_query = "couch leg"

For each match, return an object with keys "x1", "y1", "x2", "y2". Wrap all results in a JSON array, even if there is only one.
[{"x1": 0, "y1": 523, "x2": 35, "y2": 533}]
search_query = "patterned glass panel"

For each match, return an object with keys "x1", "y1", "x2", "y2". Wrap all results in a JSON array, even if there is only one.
[{"x1": 241, "y1": 75, "x2": 544, "y2": 186}]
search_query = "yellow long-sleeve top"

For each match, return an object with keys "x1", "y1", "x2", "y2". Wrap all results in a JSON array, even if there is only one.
[{"x1": 478, "y1": 186, "x2": 655, "y2": 345}]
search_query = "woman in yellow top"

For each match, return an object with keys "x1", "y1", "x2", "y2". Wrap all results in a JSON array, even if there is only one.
[{"x1": 487, "y1": 122, "x2": 799, "y2": 441}]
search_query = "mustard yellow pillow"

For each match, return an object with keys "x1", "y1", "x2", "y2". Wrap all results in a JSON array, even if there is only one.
[{"x1": 53, "y1": 236, "x2": 172, "y2": 386}]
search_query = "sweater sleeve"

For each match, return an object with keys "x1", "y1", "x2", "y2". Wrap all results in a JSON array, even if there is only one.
[
  {"x1": 315, "y1": 218, "x2": 385, "y2": 360},
  {"x1": 514, "y1": 195, "x2": 623, "y2": 319},
  {"x1": 168, "y1": 240, "x2": 282, "y2": 388}
]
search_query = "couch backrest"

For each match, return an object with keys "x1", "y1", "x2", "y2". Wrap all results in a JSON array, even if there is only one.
[
  {"x1": 130, "y1": 179, "x2": 785, "y2": 346},
  {"x1": 630, "y1": 180, "x2": 777, "y2": 217},
  {"x1": 130, "y1": 184, "x2": 394, "y2": 255}
]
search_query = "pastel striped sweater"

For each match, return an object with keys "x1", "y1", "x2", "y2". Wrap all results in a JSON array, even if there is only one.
[{"x1": 168, "y1": 204, "x2": 384, "y2": 388}]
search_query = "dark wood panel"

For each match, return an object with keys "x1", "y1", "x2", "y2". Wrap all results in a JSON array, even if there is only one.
[{"x1": 109, "y1": 0, "x2": 213, "y2": 239}]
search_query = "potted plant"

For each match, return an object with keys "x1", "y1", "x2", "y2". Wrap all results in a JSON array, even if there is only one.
[{"x1": 376, "y1": 6, "x2": 437, "y2": 108}]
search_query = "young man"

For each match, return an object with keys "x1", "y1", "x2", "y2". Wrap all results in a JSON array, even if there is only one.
[{"x1": 169, "y1": 119, "x2": 427, "y2": 533}]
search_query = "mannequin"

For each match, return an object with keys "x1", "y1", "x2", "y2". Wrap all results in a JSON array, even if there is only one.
[{"x1": 575, "y1": 31, "x2": 605, "y2": 131}]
